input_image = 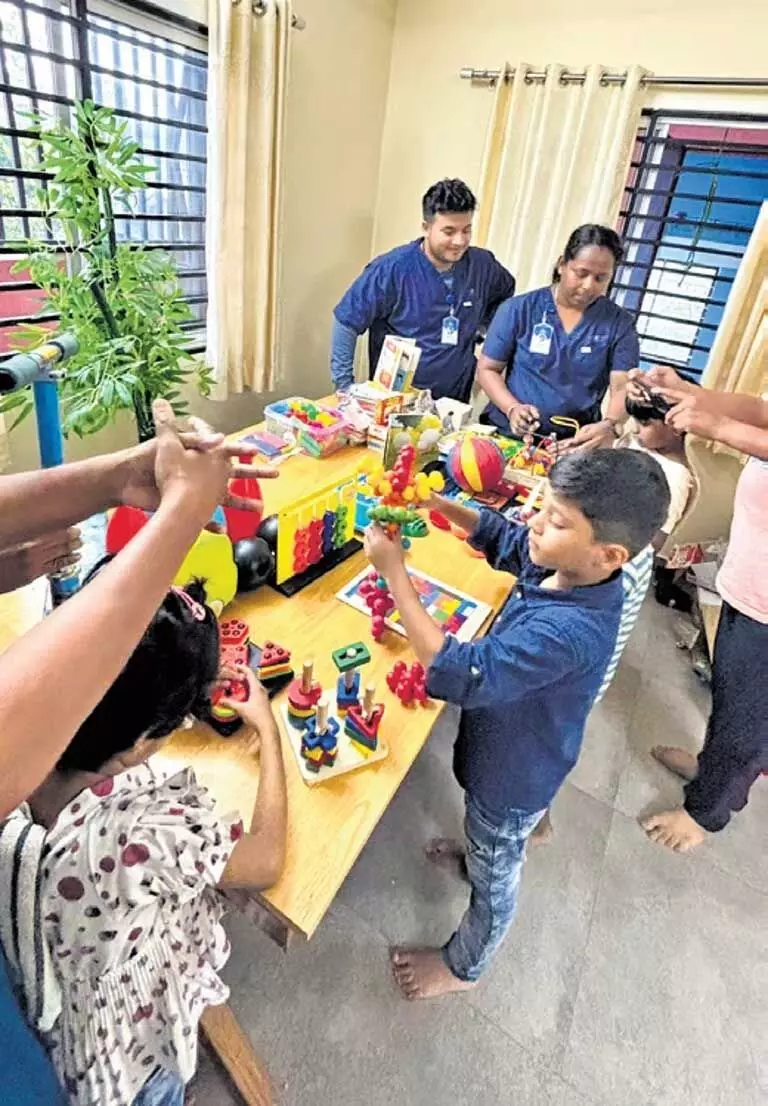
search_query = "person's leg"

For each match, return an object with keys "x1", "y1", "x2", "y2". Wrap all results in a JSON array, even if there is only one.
[
  {"x1": 643, "y1": 603, "x2": 768, "y2": 850},
  {"x1": 132, "y1": 1068, "x2": 185, "y2": 1106},
  {"x1": 392, "y1": 795, "x2": 543, "y2": 999}
]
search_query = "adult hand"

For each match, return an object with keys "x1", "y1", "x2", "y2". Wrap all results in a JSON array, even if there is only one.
[
  {"x1": 151, "y1": 400, "x2": 257, "y2": 521},
  {"x1": 628, "y1": 366, "x2": 697, "y2": 400},
  {"x1": 0, "y1": 528, "x2": 81, "y2": 595},
  {"x1": 117, "y1": 409, "x2": 279, "y2": 517},
  {"x1": 507, "y1": 403, "x2": 541, "y2": 437},
  {"x1": 665, "y1": 392, "x2": 729, "y2": 443},
  {"x1": 559, "y1": 419, "x2": 616, "y2": 453},
  {"x1": 364, "y1": 523, "x2": 405, "y2": 578}
]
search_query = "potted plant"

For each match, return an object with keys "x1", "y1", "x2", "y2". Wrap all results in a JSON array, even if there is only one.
[{"x1": 0, "y1": 99, "x2": 212, "y2": 441}]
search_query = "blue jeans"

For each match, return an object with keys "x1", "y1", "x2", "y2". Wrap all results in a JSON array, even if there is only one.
[
  {"x1": 443, "y1": 793, "x2": 545, "y2": 982},
  {"x1": 132, "y1": 1068, "x2": 185, "y2": 1106}
]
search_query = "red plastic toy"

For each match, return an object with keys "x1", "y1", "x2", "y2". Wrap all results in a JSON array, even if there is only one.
[
  {"x1": 209, "y1": 676, "x2": 250, "y2": 736},
  {"x1": 386, "y1": 660, "x2": 429, "y2": 706},
  {"x1": 222, "y1": 458, "x2": 263, "y2": 543},
  {"x1": 106, "y1": 505, "x2": 148, "y2": 555},
  {"x1": 219, "y1": 618, "x2": 250, "y2": 668},
  {"x1": 358, "y1": 569, "x2": 396, "y2": 641}
]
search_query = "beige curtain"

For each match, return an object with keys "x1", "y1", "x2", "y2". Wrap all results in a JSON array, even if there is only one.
[
  {"x1": 702, "y1": 201, "x2": 767, "y2": 399},
  {"x1": 205, "y1": 0, "x2": 291, "y2": 396},
  {"x1": 475, "y1": 63, "x2": 649, "y2": 288}
]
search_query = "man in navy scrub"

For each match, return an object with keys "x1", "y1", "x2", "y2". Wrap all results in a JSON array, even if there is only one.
[
  {"x1": 476, "y1": 225, "x2": 639, "y2": 449},
  {"x1": 330, "y1": 179, "x2": 515, "y2": 402}
]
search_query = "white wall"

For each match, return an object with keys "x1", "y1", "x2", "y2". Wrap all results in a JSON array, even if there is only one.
[{"x1": 374, "y1": 0, "x2": 768, "y2": 253}]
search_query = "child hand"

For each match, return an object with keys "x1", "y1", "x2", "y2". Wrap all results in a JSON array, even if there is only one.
[
  {"x1": 364, "y1": 523, "x2": 405, "y2": 577},
  {"x1": 218, "y1": 665, "x2": 277, "y2": 740}
]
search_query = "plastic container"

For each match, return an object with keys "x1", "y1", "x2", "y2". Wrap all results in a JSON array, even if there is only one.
[{"x1": 264, "y1": 396, "x2": 306, "y2": 437}]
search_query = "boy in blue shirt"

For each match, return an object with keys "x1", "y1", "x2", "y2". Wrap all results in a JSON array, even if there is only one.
[
  {"x1": 331, "y1": 179, "x2": 515, "y2": 401},
  {"x1": 364, "y1": 449, "x2": 670, "y2": 999}
]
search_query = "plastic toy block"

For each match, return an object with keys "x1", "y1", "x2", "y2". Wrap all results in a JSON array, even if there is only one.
[
  {"x1": 386, "y1": 661, "x2": 429, "y2": 707},
  {"x1": 260, "y1": 640, "x2": 291, "y2": 667},
  {"x1": 220, "y1": 619, "x2": 249, "y2": 648},
  {"x1": 336, "y1": 671, "x2": 360, "y2": 713},
  {"x1": 208, "y1": 678, "x2": 249, "y2": 736},
  {"x1": 322, "y1": 510, "x2": 335, "y2": 556},
  {"x1": 219, "y1": 618, "x2": 250, "y2": 668},
  {"x1": 332, "y1": 642, "x2": 372, "y2": 673},
  {"x1": 258, "y1": 640, "x2": 292, "y2": 681},
  {"x1": 288, "y1": 680, "x2": 322, "y2": 712},
  {"x1": 259, "y1": 661, "x2": 293, "y2": 681},
  {"x1": 302, "y1": 716, "x2": 340, "y2": 757},
  {"x1": 287, "y1": 704, "x2": 315, "y2": 730},
  {"x1": 344, "y1": 703, "x2": 384, "y2": 753}
]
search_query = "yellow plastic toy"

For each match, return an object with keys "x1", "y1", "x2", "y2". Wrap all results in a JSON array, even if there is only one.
[{"x1": 173, "y1": 529, "x2": 237, "y2": 614}]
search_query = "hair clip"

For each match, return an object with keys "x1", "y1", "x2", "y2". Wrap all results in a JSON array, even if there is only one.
[{"x1": 171, "y1": 586, "x2": 207, "y2": 622}]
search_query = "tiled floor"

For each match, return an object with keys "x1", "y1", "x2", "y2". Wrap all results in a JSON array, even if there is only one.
[{"x1": 211, "y1": 599, "x2": 767, "y2": 1106}]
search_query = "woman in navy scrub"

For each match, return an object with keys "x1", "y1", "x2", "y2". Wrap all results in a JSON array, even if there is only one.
[{"x1": 476, "y1": 225, "x2": 638, "y2": 449}]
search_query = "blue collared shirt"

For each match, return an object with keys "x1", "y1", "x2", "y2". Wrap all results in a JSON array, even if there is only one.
[
  {"x1": 482, "y1": 286, "x2": 639, "y2": 435},
  {"x1": 333, "y1": 240, "x2": 515, "y2": 400},
  {"x1": 426, "y1": 509, "x2": 623, "y2": 816}
]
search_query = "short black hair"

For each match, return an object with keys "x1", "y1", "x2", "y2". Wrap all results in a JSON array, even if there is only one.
[
  {"x1": 549, "y1": 449, "x2": 670, "y2": 556},
  {"x1": 57, "y1": 560, "x2": 220, "y2": 773},
  {"x1": 422, "y1": 179, "x2": 476, "y2": 222},
  {"x1": 552, "y1": 224, "x2": 623, "y2": 283}
]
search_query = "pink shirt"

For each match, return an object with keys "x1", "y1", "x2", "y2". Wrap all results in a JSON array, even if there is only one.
[{"x1": 717, "y1": 457, "x2": 768, "y2": 623}]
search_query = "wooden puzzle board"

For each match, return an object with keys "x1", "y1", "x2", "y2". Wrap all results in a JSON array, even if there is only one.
[
  {"x1": 336, "y1": 567, "x2": 492, "y2": 643},
  {"x1": 279, "y1": 705, "x2": 388, "y2": 787},
  {"x1": 275, "y1": 474, "x2": 358, "y2": 585}
]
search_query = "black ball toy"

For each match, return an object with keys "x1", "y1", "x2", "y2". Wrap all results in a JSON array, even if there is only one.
[
  {"x1": 234, "y1": 537, "x2": 275, "y2": 592},
  {"x1": 256, "y1": 514, "x2": 279, "y2": 552}
]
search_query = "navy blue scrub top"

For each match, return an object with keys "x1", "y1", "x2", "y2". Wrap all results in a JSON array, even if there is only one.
[
  {"x1": 482, "y1": 286, "x2": 640, "y2": 436},
  {"x1": 334, "y1": 239, "x2": 515, "y2": 402}
]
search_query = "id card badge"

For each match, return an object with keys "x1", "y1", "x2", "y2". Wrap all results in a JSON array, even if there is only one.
[
  {"x1": 441, "y1": 314, "x2": 459, "y2": 346},
  {"x1": 529, "y1": 322, "x2": 553, "y2": 355}
]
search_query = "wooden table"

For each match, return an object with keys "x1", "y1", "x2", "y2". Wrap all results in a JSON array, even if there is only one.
[
  {"x1": 156, "y1": 435, "x2": 511, "y2": 943},
  {"x1": 0, "y1": 430, "x2": 510, "y2": 1104}
]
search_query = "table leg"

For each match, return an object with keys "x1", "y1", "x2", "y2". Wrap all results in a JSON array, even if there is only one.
[{"x1": 200, "y1": 1004, "x2": 275, "y2": 1106}]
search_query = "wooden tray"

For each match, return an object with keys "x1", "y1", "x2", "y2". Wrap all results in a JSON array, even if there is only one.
[{"x1": 279, "y1": 704, "x2": 388, "y2": 787}]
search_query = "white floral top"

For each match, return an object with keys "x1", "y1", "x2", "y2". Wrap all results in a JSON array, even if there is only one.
[{"x1": 37, "y1": 763, "x2": 243, "y2": 1105}]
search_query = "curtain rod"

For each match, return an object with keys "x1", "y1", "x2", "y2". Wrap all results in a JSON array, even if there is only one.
[
  {"x1": 459, "y1": 67, "x2": 768, "y2": 89},
  {"x1": 237, "y1": 1, "x2": 306, "y2": 29}
]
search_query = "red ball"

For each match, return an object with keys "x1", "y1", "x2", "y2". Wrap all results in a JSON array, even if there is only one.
[{"x1": 447, "y1": 436, "x2": 505, "y2": 494}]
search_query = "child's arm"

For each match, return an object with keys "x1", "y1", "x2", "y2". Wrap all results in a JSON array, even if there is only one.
[
  {"x1": 364, "y1": 522, "x2": 541, "y2": 673},
  {"x1": 429, "y1": 495, "x2": 529, "y2": 575},
  {"x1": 429, "y1": 610, "x2": 578, "y2": 710},
  {"x1": 428, "y1": 492, "x2": 481, "y2": 535},
  {"x1": 217, "y1": 668, "x2": 287, "y2": 890}
]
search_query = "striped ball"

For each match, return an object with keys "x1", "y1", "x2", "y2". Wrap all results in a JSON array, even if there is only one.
[{"x1": 447, "y1": 436, "x2": 505, "y2": 494}]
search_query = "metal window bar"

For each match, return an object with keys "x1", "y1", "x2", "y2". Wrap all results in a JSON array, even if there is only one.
[
  {"x1": 628, "y1": 161, "x2": 768, "y2": 181},
  {"x1": 610, "y1": 108, "x2": 768, "y2": 379},
  {"x1": 0, "y1": 0, "x2": 209, "y2": 340}
]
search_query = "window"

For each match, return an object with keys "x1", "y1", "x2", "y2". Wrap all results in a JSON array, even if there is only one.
[
  {"x1": 612, "y1": 110, "x2": 768, "y2": 380},
  {"x1": 0, "y1": 0, "x2": 208, "y2": 353}
]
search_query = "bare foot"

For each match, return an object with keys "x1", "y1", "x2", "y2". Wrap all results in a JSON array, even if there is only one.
[
  {"x1": 530, "y1": 809, "x2": 553, "y2": 847},
  {"x1": 651, "y1": 746, "x2": 698, "y2": 781},
  {"x1": 424, "y1": 837, "x2": 468, "y2": 882},
  {"x1": 640, "y1": 808, "x2": 707, "y2": 852},
  {"x1": 390, "y1": 947, "x2": 477, "y2": 1000}
]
